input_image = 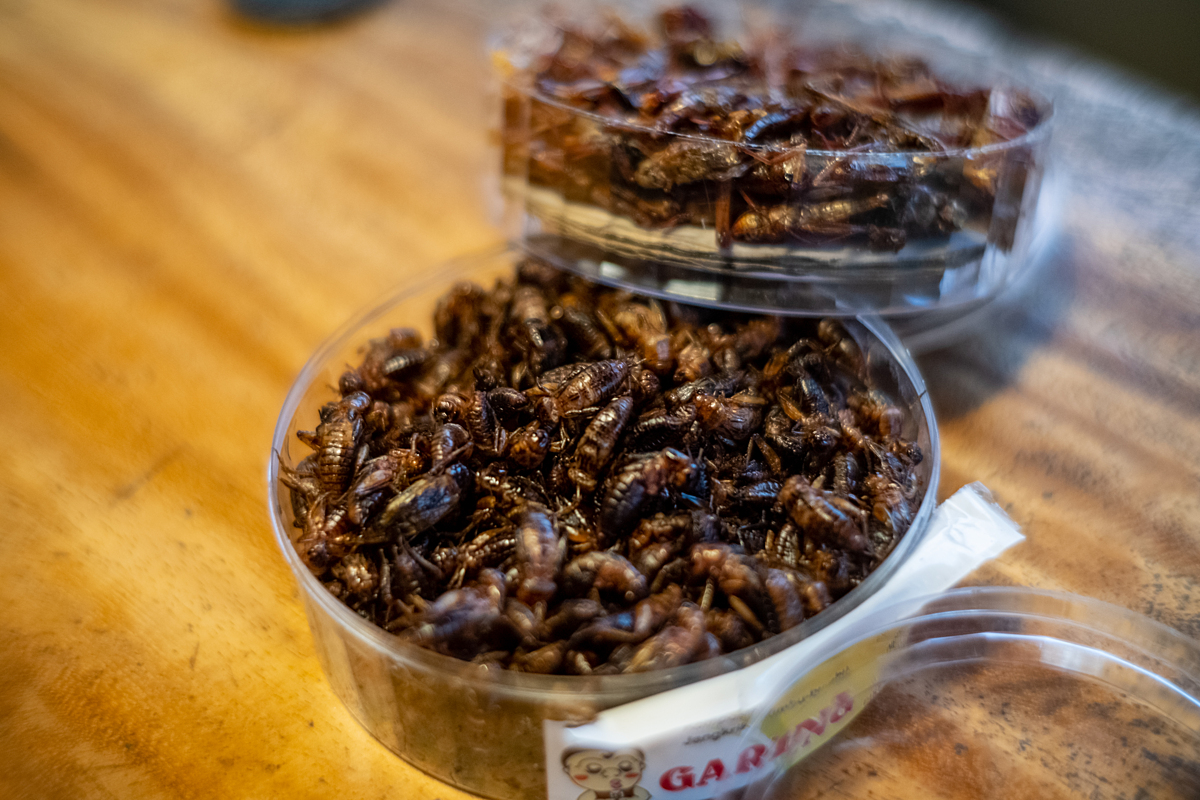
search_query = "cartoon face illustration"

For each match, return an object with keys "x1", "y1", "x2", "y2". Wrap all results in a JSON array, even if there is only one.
[{"x1": 562, "y1": 747, "x2": 647, "y2": 797}]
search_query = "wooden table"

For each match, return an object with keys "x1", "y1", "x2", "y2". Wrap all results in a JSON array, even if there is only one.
[{"x1": 2, "y1": 1, "x2": 1198, "y2": 798}]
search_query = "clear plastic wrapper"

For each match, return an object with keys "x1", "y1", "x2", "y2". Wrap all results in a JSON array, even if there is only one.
[
  {"x1": 266, "y1": 246, "x2": 939, "y2": 799},
  {"x1": 492, "y1": 4, "x2": 1053, "y2": 319}
]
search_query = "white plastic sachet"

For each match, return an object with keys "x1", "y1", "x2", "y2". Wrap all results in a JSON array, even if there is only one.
[{"x1": 544, "y1": 483, "x2": 1024, "y2": 800}]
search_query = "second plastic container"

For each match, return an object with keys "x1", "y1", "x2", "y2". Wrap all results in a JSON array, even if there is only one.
[{"x1": 493, "y1": 5, "x2": 1054, "y2": 322}]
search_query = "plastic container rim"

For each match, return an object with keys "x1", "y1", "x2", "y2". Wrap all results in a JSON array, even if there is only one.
[
  {"x1": 491, "y1": 27, "x2": 1055, "y2": 160},
  {"x1": 265, "y1": 244, "x2": 941, "y2": 702},
  {"x1": 501, "y1": 79, "x2": 1054, "y2": 159}
]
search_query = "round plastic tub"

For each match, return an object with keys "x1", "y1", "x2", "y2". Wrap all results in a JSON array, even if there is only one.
[
  {"x1": 266, "y1": 246, "x2": 940, "y2": 799},
  {"x1": 740, "y1": 587, "x2": 1200, "y2": 799},
  {"x1": 492, "y1": 7, "x2": 1053, "y2": 321}
]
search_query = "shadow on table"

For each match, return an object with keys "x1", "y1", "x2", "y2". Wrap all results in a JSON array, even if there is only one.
[{"x1": 915, "y1": 228, "x2": 1080, "y2": 422}]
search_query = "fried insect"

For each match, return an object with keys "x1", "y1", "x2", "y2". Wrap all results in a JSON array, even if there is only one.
[
  {"x1": 387, "y1": 541, "x2": 442, "y2": 605},
  {"x1": 513, "y1": 503, "x2": 564, "y2": 606},
  {"x1": 731, "y1": 194, "x2": 891, "y2": 244},
  {"x1": 463, "y1": 390, "x2": 506, "y2": 457},
  {"x1": 427, "y1": 423, "x2": 472, "y2": 469},
  {"x1": 551, "y1": 295, "x2": 613, "y2": 360},
  {"x1": 376, "y1": 464, "x2": 471, "y2": 541},
  {"x1": 278, "y1": 453, "x2": 320, "y2": 528},
  {"x1": 778, "y1": 475, "x2": 870, "y2": 554},
  {"x1": 849, "y1": 389, "x2": 905, "y2": 442},
  {"x1": 510, "y1": 285, "x2": 565, "y2": 377},
  {"x1": 296, "y1": 493, "x2": 354, "y2": 573},
  {"x1": 598, "y1": 449, "x2": 702, "y2": 541},
  {"x1": 561, "y1": 551, "x2": 649, "y2": 605},
  {"x1": 624, "y1": 603, "x2": 708, "y2": 673},
  {"x1": 569, "y1": 584, "x2": 684, "y2": 649},
  {"x1": 629, "y1": 403, "x2": 700, "y2": 450},
  {"x1": 513, "y1": 640, "x2": 568, "y2": 674},
  {"x1": 554, "y1": 359, "x2": 631, "y2": 415},
  {"x1": 298, "y1": 391, "x2": 370, "y2": 496},
  {"x1": 633, "y1": 140, "x2": 746, "y2": 191},
  {"x1": 345, "y1": 451, "x2": 405, "y2": 525},
  {"x1": 399, "y1": 569, "x2": 508, "y2": 656},
  {"x1": 694, "y1": 391, "x2": 767, "y2": 443},
  {"x1": 508, "y1": 424, "x2": 552, "y2": 469},
  {"x1": 570, "y1": 395, "x2": 635, "y2": 492}
]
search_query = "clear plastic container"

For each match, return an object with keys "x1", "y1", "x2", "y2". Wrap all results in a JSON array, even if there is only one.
[
  {"x1": 492, "y1": 6, "x2": 1053, "y2": 320},
  {"x1": 266, "y1": 246, "x2": 940, "y2": 799},
  {"x1": 740, "y1": 587, "x2": 1200, "y2": 799}
]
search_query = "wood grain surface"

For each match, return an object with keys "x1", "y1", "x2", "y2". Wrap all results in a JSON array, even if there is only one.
[{"x1": 1, "y1": 1, "x2": 1198, "y2": 798}]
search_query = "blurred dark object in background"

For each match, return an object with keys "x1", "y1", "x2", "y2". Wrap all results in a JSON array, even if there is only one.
[
  {"x1": 971, "y1": 0, "x2": 1200, "y2": 102},
  {"x1": 232, "y1": 0, "x2": 383, "y2": 24}
]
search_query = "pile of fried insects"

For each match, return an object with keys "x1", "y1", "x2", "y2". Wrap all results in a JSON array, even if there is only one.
[
  {"x1": 501, "y1": 5, "x2": 1044, "y2": 249},
  {"x1": 280, "y1": 260, "x2": 924, "y2": 675}
]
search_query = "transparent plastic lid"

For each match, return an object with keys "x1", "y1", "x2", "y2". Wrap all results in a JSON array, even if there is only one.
[{"x1": 737, "y1": 587, "x2": 1200, "y2": 799}]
